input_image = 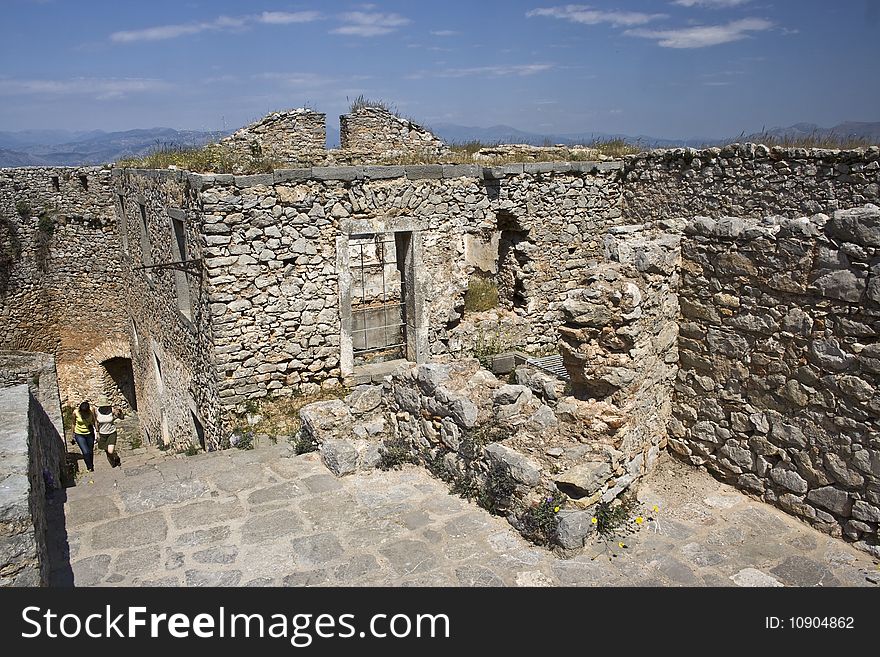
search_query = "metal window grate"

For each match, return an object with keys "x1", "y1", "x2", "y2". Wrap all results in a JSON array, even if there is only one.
[
  {"x1": 525, "y1": 354, "x2": 570, "y2": 381},
  {"x1": 350, "y1": 235, "x2": 405, "y2": 358}
]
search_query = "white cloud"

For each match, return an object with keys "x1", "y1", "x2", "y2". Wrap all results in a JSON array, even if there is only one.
[
  {"x1": 110, "y1": 12, "x2": 322, "y2": 43},
  {"x1": 409, "y1": 64, "x2": 554, "y2": 80},
  {"x1": 430, "y1": 30, "x2": 460, "y2": 36},
  {"x1": 258, "y1": 11, "x2": 322, "y2": 25},
  {"x1": 625, "y1": 17, "x2": 772, "y2": 48},
  {"x1": 331, "y1": 12, "x2": 410, "y2": 37},
  {"x1": 0, "y1": 77, "x2": 171, "y2": 99},
  {"x1": 526, "y1": 5, "x2": 667, "y2": 27},
  {"x1": 254, "y1": 72, "x2": 337, "y2": 87},
  {"x1": 672, "y1": 0, "x2": 752, "y2": 8}
]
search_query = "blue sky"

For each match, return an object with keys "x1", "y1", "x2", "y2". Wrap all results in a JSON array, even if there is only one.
[{"x1": 1, "y1": 0, "x2": 878, "y2": 139}]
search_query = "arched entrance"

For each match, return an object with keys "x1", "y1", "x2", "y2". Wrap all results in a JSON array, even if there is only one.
[{"x1": 101, "y1": 356, "x2": 137, "y2": 411}]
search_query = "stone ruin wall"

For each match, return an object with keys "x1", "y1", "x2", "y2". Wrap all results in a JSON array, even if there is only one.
[
  {"x1": 113, "y1": 169, "x2": 221, "y2": 449},
  {"x1": 170, "y1": 163, "x2": 622, "y2": 427},
  {"x1": 219, "y1": 109, "x2": 327, "y2": 165},
  {"x1": 0, "y1": 167, "x2": 128, "y2": 408},
  {"x1": 0, "y1": 352, "x2": 65, "y2": 586},
  {"x1": 623, "y1": 144, "x2": 880, "y2": 221},
  {"x1": 339, "y1": 107, "x2": 448, "y2": 161},
  {"x1": 671, "y1": 208, "x2": 880, "y2": 557},
  {"x1": 4, "y1": 143, "x2": 880, "y2": 552}
]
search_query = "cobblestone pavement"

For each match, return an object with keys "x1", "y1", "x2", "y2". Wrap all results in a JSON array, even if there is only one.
[{"x1": 51, "y1": 442, "x2": 880, "y2": 587}]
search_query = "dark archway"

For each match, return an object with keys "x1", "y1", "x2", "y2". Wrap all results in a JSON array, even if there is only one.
[{"x1": 101, "y1": 356, "x2": 137, "y2": 411}]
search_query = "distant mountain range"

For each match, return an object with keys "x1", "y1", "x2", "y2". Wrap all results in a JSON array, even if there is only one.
[
  {"x1": 0, "y1": 128, "x2": 223, "y2": 167},
  {"x1": 0, "y1": 121, "x2": 877, "y2": 168}
]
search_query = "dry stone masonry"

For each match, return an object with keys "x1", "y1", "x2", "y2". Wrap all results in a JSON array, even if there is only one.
[
  {"x1": 219, "y1": 109, "x2": 326, "y2": 166},
  {"x1": 4, "y1": 112, "x2": 880, "y2": 565},
  {"x1": 671, "y1": 207, "x2": 880, "y2": 557},
  {"x1": 0, "y1": 352, "x2": 65, "y2": 586},
  {"x1": 624, "y1": 144, "x2": 880, "y2": 221},
  {"x1": 0, "y1": 166, "x2": 128, "y2": 407},
  {"x1": 339, "y1": 107, "x2": 448, "y2": 161}
]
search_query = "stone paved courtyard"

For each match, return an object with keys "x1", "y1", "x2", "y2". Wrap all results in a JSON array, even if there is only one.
[{"x1": 51, "y1": 442, "x2": 880, "y2": 588}]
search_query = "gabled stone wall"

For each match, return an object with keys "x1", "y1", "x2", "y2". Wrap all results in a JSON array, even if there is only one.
[
  {"x1": 219, "y1": 109, "x2": 326, "y2": 165},
  {"x1": 339, "y1": 107, "x2": 447, "y2": 160}
]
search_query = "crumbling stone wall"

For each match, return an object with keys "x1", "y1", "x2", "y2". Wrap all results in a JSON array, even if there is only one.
[
  {"x1": 298, "y1": 358, "x2": 659, "y2": 549},
  {"x1": 0, "y1": 352, "x2": 65, "y2": 586},
  {"x1": 623, "y1": 144, "x2": 880, "y2": 222},
  {"x1": 219, "y1": 109, "x2": 326, "y2": 165},
  {"x1": 114, "y1": 169, "x2": 220, "y2": 449},
  {"x1": 671, "y1": 206, "x2": 880, "y2": 557},
  {"x1": 0, "y1": 167, "x2": 127, "y2": 406},
  {"x1": 559, "y1": 222, "x2": 681, "y2": 483},
  {"x1": 339, "y1": 107, "x2": 448, "y2": 160}
]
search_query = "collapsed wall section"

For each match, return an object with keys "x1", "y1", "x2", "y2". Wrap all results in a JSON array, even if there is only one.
[
  {"x1": 623, "y1": 144, "x2": 880, "y2": 221},
  {"x1": 0, "y1": 167, "x2": 127, "y2": 406},
  {"x1": 559, "y1": 222, "x2": 681, "y2": 473},
  {"x1": 671, "y1": 206, "x2": 880, "y2": 557},
  {"x1": 114, "y1": 169, "x2": 220, "y2": 449}
]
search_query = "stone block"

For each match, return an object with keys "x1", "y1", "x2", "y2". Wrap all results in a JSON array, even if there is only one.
[
  {"x1": 484, "y1": 443, "x2": 541, "y2": 487},
  {"x1": 321, "y1": 439, "x2": 359, "y2": 477},
  {"x1": 404, "y1": 165, "x2": 444, "y2": 180},
  {"x1": 555, "y1": 510, "x2": 595, "y2": 549},
  {"x1": 311, "y1": 166, "x2": 363, "y2": 181},
  {"x1": 234, "y1": 174, "x2": 274, "y2": 188},
  {"x1": 363, "y1": 166, "x2": 405, "y2": 179}
]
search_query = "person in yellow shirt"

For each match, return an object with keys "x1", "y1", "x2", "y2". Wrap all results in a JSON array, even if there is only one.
[{"x1": 71, "y1": 400, "x2": 96, "y2": 472}]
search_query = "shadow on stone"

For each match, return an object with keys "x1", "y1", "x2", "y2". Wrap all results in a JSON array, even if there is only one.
[{"x1": 46, "y1": 487, "x2": 73, "y2": 586}]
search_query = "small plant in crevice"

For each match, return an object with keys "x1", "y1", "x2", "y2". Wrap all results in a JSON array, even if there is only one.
[
  {"x1": 15, "y1": 200, "x2": 32, "y2": 218},
  {"x1": 292, "y1": 431, "x2": 318, "y2": 455},
  {"x1": 425, "y1": 449, "x2": 455, "y2": 484},
  {"x1": 593, "y1": 496, "x2": 639, "y2": 537},
  {"x1": 230, "y1": 430, "x2": 255, "y2": 450},
  {"x1": 470, "y1": 321, "x2": 516, "y2": 370},
  {"x1": 378, "y1": 435, "x2": 417, "y2": 470},
  {"x1": 178, "y1": 443, "x2": 199, "y2": 456},
  {"x1": 518, "y1": 494, "x2": 565, "y2": 546},
  {"x1": 128, "y1": 433, "x2": 143, "y2": 450},
  {"x1": 34, "y1": 210, "x2": 56, "y2": 271},
  {"x1": 476, "y1": 461, "x2": 517, "y2": 515},
  {"x1": 449, "y1": 470, "x2": 481, "y2": 501},
  {"x1": 0, "y1": 213, "x2": 22, "y2": 296},
  {"x1": 588, "y1": 495, "x2": 657, "y2": 561}
]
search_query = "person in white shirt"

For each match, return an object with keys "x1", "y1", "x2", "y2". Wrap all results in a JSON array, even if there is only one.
[{"x1": 95, "y1": 398, "x2": 121, "y2": 468}]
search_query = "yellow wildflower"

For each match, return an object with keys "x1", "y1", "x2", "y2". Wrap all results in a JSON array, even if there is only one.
[
  {"x1": 554, "y1": 506, "x2": 560, "y2": 513},
  {"x1": 652, "y1": 505, "x2": 659, "y2": 513},
  {"x1": 591, "y1": 517, "x2": 598, "y2": 524},
  {"x1": 635, "y1": 516, "x2": 644, "y2": 524},
  {"x1": 618, "y1": 542, "x2": 626, "y2": 549}
]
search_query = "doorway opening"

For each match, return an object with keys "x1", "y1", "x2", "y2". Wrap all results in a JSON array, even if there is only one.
[
  {"x1": 349, "y1": 232, "x2": 408, "y2": 366},
  {"x1": 100, "y1": 356, "x2": 137, "y2": 411}
]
